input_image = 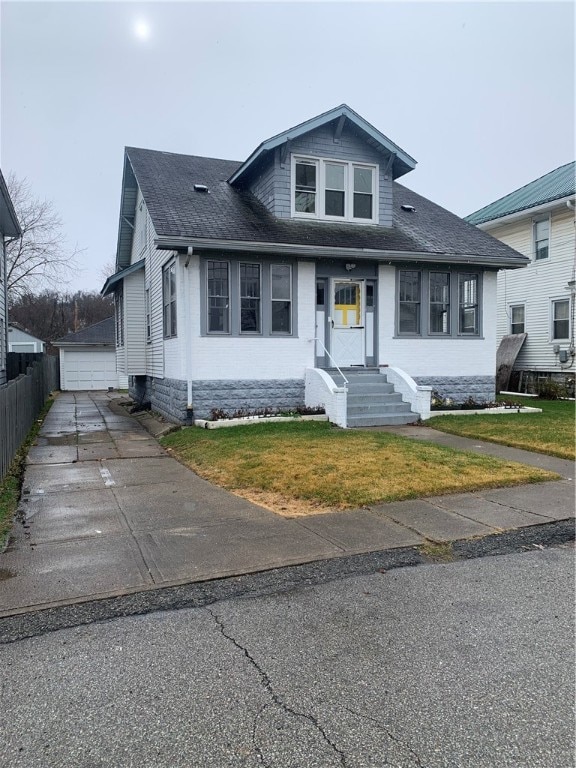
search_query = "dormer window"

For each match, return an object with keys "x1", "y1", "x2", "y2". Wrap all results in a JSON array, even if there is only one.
[{"x1": 292, "y1": 155, "x2": 378, "y2": 224}]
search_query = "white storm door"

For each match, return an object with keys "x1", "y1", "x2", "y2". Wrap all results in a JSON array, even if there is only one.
[{"x1": 330, "y1": 280, "x2": 365, "y2": 366}]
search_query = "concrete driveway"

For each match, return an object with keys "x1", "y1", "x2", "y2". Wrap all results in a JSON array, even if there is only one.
[{"x1": 0, "y1": 391, "x2": 573, "y2": 616}]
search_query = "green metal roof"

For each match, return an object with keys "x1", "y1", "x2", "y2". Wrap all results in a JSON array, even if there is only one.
[{"x1": 466, "y1": 161, "x2": 575, "y2": 225}]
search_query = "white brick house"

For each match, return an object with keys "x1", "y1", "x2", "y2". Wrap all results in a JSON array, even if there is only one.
[{"x1": 103, "y1": 105, "x2": 528, "y2": 426}]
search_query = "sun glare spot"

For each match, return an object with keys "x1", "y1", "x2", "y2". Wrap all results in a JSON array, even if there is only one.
[{"x1": 133, "y1": 19, "x2": 151, "y2": 42}]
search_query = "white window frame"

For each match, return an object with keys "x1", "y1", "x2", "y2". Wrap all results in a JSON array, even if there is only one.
[
  {"x1": 533, "y1": 215, "x2": 550, "y2": 261},
  {"x1": 551, "y1": 297, "x2": 570, "y2": 341},
  {"x1": 270, "y1": 263, "x2": 292, "y2": 335},
  {"x1": 291, "y1": 154, "x2": 378, "y2": 224},
  {"x1": 510, "y1": 304, "x2": 525, "y2": 335}
]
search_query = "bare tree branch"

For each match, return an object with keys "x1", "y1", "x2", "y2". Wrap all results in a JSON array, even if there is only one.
[{"x1": 5, "y1": 173, "x2": 84, "y2": 301}]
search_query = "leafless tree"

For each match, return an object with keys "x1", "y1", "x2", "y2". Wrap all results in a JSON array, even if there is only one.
[
  {"x1": 5, "y1": 173, "x2": 82, "y2": 301},
  {"x1": 99, "y1": 258, "x2": 117, "y2": 285}
]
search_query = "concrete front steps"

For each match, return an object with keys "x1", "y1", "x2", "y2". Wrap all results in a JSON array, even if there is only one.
[{"x1": 324, "y1": 368, "x2": 418, "y2": 427}]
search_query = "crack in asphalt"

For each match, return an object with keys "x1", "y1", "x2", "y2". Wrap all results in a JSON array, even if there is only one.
[
  {"x1": 252, "y1": 703, "x2": 272, "y2": 767},
  {"x1": 343, "y1": 705, "x2": 425, "y2": 767},
  {"x1": 206, "y1": 607, "x2": 347, "y2": 767}
]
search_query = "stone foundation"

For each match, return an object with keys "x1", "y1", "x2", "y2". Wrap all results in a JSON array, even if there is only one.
[
  {"x1": 129, "y1": 376, "x2": 305, "y2": 424},
  {"x1": 414, "y1": 376, "x2": 496, "y2": 404}
]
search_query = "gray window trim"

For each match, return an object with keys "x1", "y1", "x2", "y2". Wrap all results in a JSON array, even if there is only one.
[
  {"x1": 200, "y1": 256, "x2": 298, "y2": 337},
  {"x1": 395, "y1": 267, "x2": 483, "y2": 338}
]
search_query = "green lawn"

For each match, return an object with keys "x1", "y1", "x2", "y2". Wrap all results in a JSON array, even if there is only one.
[
  {"x1": 428, "y1": 398, "x2": 575, "y2": 460},
  {"x1": 162, "y1": 420, "x2": 558, "y2": 516}
]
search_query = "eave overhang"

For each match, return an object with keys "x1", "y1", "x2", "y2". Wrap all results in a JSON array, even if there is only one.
[
  {"x1": 472, "y1": 195, "x2": 576, "y2": 230},
  {"x1": 101, "y1": 258, "x2": 145, "y2": 296},
  {"x1": 0, "y1": 169, "x2": 21, "y2": 238},
  {"x1": 228, "y1": 104, "x2": 417, "y2": 186},
  {"x1": 154, "y1": 236, "x2": 529, "y2": 270}
]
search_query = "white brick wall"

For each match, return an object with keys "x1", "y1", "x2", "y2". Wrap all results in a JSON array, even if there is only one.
[{"x1": 378, "y1": 264, "x2": 497, "y2": 377}]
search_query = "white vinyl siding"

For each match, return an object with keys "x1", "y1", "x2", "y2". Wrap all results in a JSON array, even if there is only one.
[{"x1": 493, "y1": 205, "x2": 575, "y2": 372}]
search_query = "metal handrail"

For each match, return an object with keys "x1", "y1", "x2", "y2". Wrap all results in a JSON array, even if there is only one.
[{"x1": 312, "y1": 338, "x2": 349, "y2": 387}]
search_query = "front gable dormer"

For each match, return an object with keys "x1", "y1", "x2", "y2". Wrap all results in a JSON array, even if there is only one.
[{"x1": 229, "y1": 104, "x2": 417, "y2": 228}]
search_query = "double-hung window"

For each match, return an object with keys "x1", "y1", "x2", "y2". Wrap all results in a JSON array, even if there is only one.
[
  {"x1": 429, "y1": 272, "x2": 450, "y2": 334},
  {"x1": 398, "y1": 271, "x2": 421, "y2": 334},
  {"x1": 552, "y1": 299, "x2": 570, "y2": 340},
  {"x1": 240, "y1": 263, "x2": 261, "y2": 333},
  {"x1": 510, "y1": 305, "x2": 525, "y2": 335},
  {"x1": 292, "y1": 156, "x2": 377, "y2": 223},
  {"x1": 458, "y1": 274, "x2": 479, "y2": 335},
  {"x1": 271, "y1": 264, "x2": 292, "y2": 334},
  {"x1": 207, "y1": 261, "x2": 230, "y2": 333},
  {"x1": 397, "y1": 268, "x2": 482, "y2": 337},
  {"x1": 145, "y1": 287, "x2": 151, "y2": 342},
  {"x1": 162, "y1": 261, "x2": 177, "y2": 338},
  {"x1": 204, "y1": 260, "x2": 294, "y2": 336},
  {"x1": 534, "y1": 218, "x2": 550, "y2": 260},
  {"x1": 115, "y1": 287, "x2": 124, "y2": 346}
]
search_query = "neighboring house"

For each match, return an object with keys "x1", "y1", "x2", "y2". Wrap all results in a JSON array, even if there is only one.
[
  {"x1": 103, "y1": 104, "x2": 527, "y2": 427},
  {"x1": 53, "y1": 316, "x2": 129, "y2": 391},
  {"x1": 466, "y1": 161, "x2": 575, "y2": 392},
  {"x1": 8, "y1": 324, "x2": 45, "y2": 353},
  {"x1": 0, "y1": 170, "x2": 21, "y2": 386}
]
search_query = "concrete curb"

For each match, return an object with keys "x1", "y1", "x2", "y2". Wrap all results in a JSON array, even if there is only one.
[{"x1": 1, "y1": 518, "x2": 573, "y2": 644}]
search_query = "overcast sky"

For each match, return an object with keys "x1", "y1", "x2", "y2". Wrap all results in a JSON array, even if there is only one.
[{"x1": 1, "y1": 0, "x2": 574, "y2": 294}]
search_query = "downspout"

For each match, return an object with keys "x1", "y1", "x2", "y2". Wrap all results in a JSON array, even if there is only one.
[{"x1": 184, "y1": 246, "x2": 194, "y2": 411}]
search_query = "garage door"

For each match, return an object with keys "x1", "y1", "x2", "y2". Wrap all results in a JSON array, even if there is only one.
[{"x1": 61, "y1": 348, "x2": 120, "y2": 391}]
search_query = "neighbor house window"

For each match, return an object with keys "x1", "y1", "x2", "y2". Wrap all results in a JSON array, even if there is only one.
[
  {"x1": 162, "y1": 260, "x2": 177, "y2": 338},
  {"x1": 115, "y1": 287, "x2": 124, "y2": 346},
  {"x1": 534, "y1": 218, "x2": 550, "y2": 260},
  {"x1": 145, "y1": 287, "x2": 151, "y2": 342},
  {"x1": 292, "y1": 156, "x2": 377, "y2": 223},
  {"x1": 510, "y1": 305, "x2": 525, "y2": 334},
  {"x1": 552, "y1": 299, "x2": 570, "y2": 340},
  {"x1": 398, "y1": 270, "x2": 421, "y2": 334},
  {"x1": 240, "y1": 263, "x2": 261, "y2": 333},
  {"x1": 271, "y1": 264, "x2": 292, "y2": 334},
  {"x1": 429, "y1": 272, "x2": 450, "y2": 334},
  {"x1": 207, "y1": 260, "x2": 230, "y2": 333},
  {"x1": 458, "y1": 274, "x2": 478, "y2": 334}
]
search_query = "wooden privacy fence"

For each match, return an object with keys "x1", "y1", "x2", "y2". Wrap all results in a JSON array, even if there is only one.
[{"x1": 0, "y1": 355, "x2": 59, "y2": 481}]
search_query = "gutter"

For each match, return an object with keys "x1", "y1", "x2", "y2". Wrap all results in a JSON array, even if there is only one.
[{"x1": 154, "y1": 236, "x2": 528, "y2": 269}]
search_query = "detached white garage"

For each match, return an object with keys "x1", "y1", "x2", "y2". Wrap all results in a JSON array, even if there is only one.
[{"x1": 54, "y1": 317, "x2": 128, "y2": 391}]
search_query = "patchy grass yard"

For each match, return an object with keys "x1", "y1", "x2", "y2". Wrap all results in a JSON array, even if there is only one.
[
  {"x1": 429, "y1": 398, "x2": 575, "y2": 460},
  {"x1": 0, "y1": 397, "x2": 54, "y2": 547},
  {"x1": 162, "y1": 421, "x2": 558, "y2": 516}
]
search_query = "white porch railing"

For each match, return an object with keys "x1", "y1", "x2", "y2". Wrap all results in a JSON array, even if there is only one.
[
  {"x1": 382, "y1": 366, "x2": 432, "y2": 419},
  {"x1": 311, "y1": 337, "x2": 349, "y2": 386}
]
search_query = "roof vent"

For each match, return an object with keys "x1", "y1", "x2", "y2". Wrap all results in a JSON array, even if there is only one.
[
  {"x1": 194, "y1": 184, "x2": 209, "y2": 193},
  {"x1": 401, "y1": 204, "x2": 416, "y2": 213}
]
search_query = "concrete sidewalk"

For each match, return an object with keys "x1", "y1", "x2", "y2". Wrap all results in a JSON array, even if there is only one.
[{"x1": 0, "y1": 392, "x2": 573, "y2": 617}]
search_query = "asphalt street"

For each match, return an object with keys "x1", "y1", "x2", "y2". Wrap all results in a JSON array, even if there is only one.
[{"x1": 1, "y1": 546, "x2": 573, "y2": 768}]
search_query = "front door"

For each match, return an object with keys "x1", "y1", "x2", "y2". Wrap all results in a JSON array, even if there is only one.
[{"x1": 330, "y1": 279, "x2": 365, "y2": 366}]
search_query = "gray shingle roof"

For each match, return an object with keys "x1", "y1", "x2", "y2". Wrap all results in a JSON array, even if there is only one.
[
  {"x1": 54, "y1": 316, "x2": 115, "y2": 346},
  {"x1": 125, "y1": 147, "x2": 526, "y2": 264},
  {"x1": 466, "y1": 161, "x2": 576, "y2": 225}
]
